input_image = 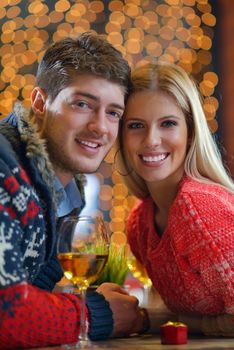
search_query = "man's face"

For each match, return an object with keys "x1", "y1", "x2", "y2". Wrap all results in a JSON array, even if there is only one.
[{"x1": 40, "y1": 75, "x2": 125, "y2": 185}]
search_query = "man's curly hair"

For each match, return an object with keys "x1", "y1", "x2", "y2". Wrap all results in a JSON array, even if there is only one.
[{"x1": 36, "y1": 32, "x2": 131, "y2": 102}]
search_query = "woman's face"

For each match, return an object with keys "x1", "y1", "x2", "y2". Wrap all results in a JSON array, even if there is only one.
[{"x1": 123, "y1": 89, "x2": 188, "y2": 188}]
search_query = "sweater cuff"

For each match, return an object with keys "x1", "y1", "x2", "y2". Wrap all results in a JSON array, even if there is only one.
[
  {"x1": 33, "y1": 257, "x2": 64, "y2": 291},
  {"x1": 86, "y1": 290, "x2": 113, "y2": 341}
]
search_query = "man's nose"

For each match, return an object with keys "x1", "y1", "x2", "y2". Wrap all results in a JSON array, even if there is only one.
[{"x1": 88, "y1": 109, "x2": 108, "y2": 136}]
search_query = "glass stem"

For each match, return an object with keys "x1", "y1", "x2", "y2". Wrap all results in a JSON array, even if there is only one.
[{"x1": 78, "y1": 286, "x2": 89, "y2": 342}]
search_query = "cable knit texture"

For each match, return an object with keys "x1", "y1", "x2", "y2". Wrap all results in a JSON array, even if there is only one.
[
  {"x1": 127, "y1": 176, "x2": 234, "y2": 316},
  {"x1": 0, "y1": 104, "x2": 113, "y2": 349}
]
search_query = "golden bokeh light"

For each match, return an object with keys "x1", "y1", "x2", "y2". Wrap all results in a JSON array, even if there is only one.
[
  {"x1": 123, "y1": 3, "x2": 141, "y2": 17},
  {"x1": 1, "y1": 0, "x2": 8, "y2": 8},
  {"x1": 109, "y1": 0, "x2": 124, "y2": 12},
  {"x1": 35, "y1": 15, "x2": 50, "y2": 28},
  {"x1": 182, "y1": 0, "x2": 196, "y2": 5},
  {"x1": 204, "y1": 71, "x2": 218, "y2": 86},
  {"x1": 111, "y1": 232, "x2": 127, "y2": 245},
  {"x1": 199, "y1": 79, "x2": 214, "y2": 96},
  {"x1": 24, "y1": 15, "x2": 38, "y2": 28},
  {"x1": 107, "y1": 32, "x2": 123, "y2": 45},
  {"x1": 89, "y1": 1, "x2": 104, "y2": 13},
  {"x1": 28, "y1": 37, "x2": 44, "y2": 52},
  {"x1": 110, "y1": 11, "x2": 126, "y2": 24},
  {"x1": 9, "y1": 0, "x2": 22, "y2": 5},
  {"x1": 125, "y1": 38, "x2": 142, "y2": 54},
  {"x1": 99, "y1": 185, "x2": 113, "y2": 201},
  {"x1": 21, "y1": 50, "x2": 37, "y2": 65},
  {"x1": 203, "y1": 102, "x2": 218, "y2": 120},
  {"x1": 99, "y1": 200, "x2": 112, "y2": 212},
  {"x1": 111, "y1": 171, "x2": 124, "y2": 185},
  {"x1": 202, "y1": 12, "x2": 216, "y2": 26},
  {"x1": 6, "y1": 6, "x2": 21, "y2": 18},
  {"x1": 146, "y1": 41, "x2": 163, "y2": 57},
  {"x1": 156, "y1": 4, "x2": 169, "y2": 17},
  {"x1": 208, "y1": 118, "x2": 218, "y2": 133},
  {"x1": 55, "y1": 0, "x2": 71, "y2": 13},
  {"x1": 109, "y1": 220, "x2": 125, "y2": 233},
  {"x1": 11, "y1": 74, "x2": 26, "y2": 90},
  {"x1": 113, "y1": 183, "x2": 129, "y2": 200},
  {"x1": 49, "y1": 11, "x2": 64, "y2": 23}
]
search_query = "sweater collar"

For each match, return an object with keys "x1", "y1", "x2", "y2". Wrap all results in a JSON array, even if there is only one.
[{"x1": 13, "y1": 102, "x2": 86, "y2": 209}]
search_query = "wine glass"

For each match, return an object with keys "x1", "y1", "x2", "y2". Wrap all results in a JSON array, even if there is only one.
[
  {"x1": 127, "y1": 250, "x2": 152, "y2": 306},
  {"x1": 57, "y1": 215, "x2": 109, "y2": 348}
]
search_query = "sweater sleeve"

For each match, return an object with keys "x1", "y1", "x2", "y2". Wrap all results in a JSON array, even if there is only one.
[
  {"x1": 176, "y1": 189, "x2": 234, "y2": 314},
  {"x1": 0, "y1": 157, "x2": 113, "y2": 348},
  {"x1": 0, "y1": 283, "x2": 113, "y2": 349},
  {"x1": 146, "y1": 307, "x2": 234, "y2": 337},
  {"x1": 32, "y1": 248, "x2": 64, "y2": 291},
  {"x1": 179, "y1": 313, "x2": 234, "y2": 337}
]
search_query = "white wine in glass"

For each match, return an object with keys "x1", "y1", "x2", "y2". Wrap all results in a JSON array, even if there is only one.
[{"x1": 57, "y1": 215, "x2": 109, "y2": 348}]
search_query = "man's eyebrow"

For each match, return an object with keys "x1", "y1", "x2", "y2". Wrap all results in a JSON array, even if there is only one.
[
  {"x1": 111, "y1": 103, "x2": 125, "y2": 111},
  {"x1": 72, "y1": 91, "x2": 99, "y2": 101},
  {"x1": 72, "y1": 91, "x2": 125, "y2": 111}
]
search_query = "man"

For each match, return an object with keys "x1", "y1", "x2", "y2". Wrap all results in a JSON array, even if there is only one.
[{"x1": 0, "y1": 32, "x2": 146, "y2": 349}]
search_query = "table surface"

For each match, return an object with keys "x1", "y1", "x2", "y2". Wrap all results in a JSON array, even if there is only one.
[
  {"x1": 47, "y1": 286, "x2": 234, "y2": 350},
  {"x1": 31, "y1": 334, "x2": 234, "y2": 350}
]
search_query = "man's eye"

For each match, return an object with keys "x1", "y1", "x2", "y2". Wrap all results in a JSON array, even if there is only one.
[
  {"x1": 71, "y1": 101, "x2": 89, "y2": 109},
  {"x1": 161, "y1": 120, "x2": 177, "y2": 127},
  {"x1": 109, "y1": 111, "x2": 122, "y2": 120},
  {"x1": 76, "y1": 101, "x2": 89, "y2": 108}
]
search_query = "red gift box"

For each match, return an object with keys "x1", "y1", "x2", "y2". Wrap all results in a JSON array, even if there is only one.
[{"x1": 160, "y1": 321, "x2": 188, "y2": 345}]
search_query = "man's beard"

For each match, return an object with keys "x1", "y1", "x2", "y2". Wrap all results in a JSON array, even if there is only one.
[
  {"x1": 46, "y1": 136, "x2": 80, "y2": 176},
  {"x1": 41, "y1": 115, "x2": 109, "y2": 176},
  {"x1": 42, "y1": 116, "x2": 82, "y2": 176}
]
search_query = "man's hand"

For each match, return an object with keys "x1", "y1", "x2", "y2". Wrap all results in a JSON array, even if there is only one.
[{"x1": 97, "y1": 282, "x2": 148, "y2": 337}]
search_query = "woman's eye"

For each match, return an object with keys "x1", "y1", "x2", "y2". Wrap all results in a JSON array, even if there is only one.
[
  {"x1": 161, "y1": 120, "x2": 177, "y2": 128},
  {"x1": 127, "y1": 122, "x2": 144, "y2": 129}
]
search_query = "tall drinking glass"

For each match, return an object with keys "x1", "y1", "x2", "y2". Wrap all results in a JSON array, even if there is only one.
[{"x1": 57, "y1": 215, "x2": 109, "y2": 348}]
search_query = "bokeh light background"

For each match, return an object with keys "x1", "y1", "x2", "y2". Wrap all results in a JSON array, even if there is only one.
[{"x1": 0, "y1": 0, "x2": 220, "y2": 243}]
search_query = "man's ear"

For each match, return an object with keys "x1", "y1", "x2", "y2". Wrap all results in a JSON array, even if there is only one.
[{"x1": 31, "y1": 87, "x2": 46, "y2": 119}]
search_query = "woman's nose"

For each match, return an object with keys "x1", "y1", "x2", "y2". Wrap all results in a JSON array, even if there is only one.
[{"x1": 144, "y1": 126, "x2": 161, "y2": 146}]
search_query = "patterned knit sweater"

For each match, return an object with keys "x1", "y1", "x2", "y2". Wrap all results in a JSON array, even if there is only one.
[
  {"x1": 127, "y1": 176, "x2": 234, "y2": 316},
  {"x1": 0, "y1": 104, "x2": 113, "y2": 349}
]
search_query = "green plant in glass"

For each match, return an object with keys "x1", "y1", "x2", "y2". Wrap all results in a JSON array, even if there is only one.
[{"x1": 94, "y1": 241, "x2": 129, "y2": 286}]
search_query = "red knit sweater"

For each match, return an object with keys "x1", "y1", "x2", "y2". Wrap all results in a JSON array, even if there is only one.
[{"x1": 127, "y1": 176, "x2": 234, "y2": 316}]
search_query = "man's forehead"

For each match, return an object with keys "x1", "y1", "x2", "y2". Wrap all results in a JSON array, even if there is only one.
[{"x1": 58, "y1": 77, "x2": 125, "y2": 107}]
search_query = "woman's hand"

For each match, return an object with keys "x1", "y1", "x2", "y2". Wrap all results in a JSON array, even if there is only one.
[{"x1": 97, "y1": 282, "x2": 148, "y2": 337}]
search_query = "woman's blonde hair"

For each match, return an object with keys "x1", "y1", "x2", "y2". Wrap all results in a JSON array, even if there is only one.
[{"x1": 117, "y1": 62, "x2": 234, "y2": 198}]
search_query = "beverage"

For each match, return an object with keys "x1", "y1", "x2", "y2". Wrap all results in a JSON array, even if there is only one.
[
  {"x1": 58, "y1": 252, "x2": 108, "y2": 287},
  {"x1": 57, "y1": 215, "x2": 109, "y2": 346},
  {"x1": 127, "y1": 257, "x2": 152, "y2": 287}
]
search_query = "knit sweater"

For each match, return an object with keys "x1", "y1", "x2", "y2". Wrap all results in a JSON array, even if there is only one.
[
  {"x1": 127, "y1": 176, "x2": 234, "y2": 318},
  {"x1": 0, "y1": 104, "x2": 113, "y2": 349}
]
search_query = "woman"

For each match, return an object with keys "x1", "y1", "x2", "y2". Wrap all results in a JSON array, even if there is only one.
[{"x1": 117, "y1": 62, "x2": 234, "y2": 336}]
